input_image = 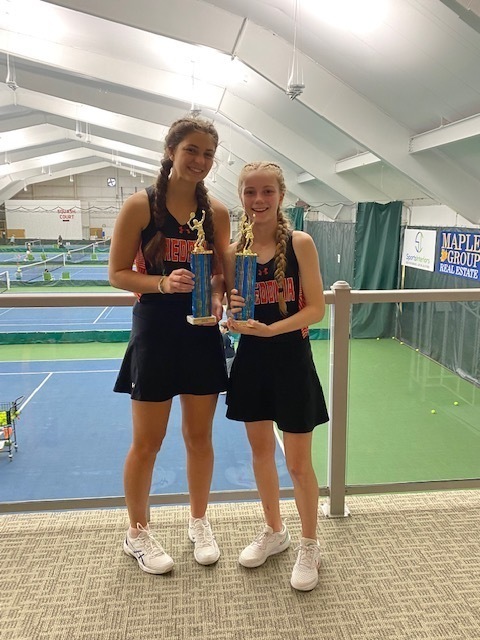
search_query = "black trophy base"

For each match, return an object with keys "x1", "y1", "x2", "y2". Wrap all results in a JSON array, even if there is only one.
[{"x1": 187, "y1": 314, "x2": 217, "y2": 326}]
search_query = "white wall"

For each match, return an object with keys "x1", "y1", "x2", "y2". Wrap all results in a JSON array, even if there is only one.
[
  {"x1": 6, "y1": 200, "x2": 83, "y2": 239},
  {"x1": 408, "y1": 204, "x2": 479, "y2": 229},
  {"x1": 9, "y1": 167, "x2": 152, "y2": 239}
]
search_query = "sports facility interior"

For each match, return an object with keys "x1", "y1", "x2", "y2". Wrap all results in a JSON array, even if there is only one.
[{"x1": 0, "y1": 1, "x2": 480, "y2": 639}]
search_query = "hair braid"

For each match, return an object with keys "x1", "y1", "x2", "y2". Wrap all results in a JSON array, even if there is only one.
[
  {"x1": 274, "y1": 211, "x2": 291, "y2": 316},
  {"x1": 143, "y1": 158, "x2": 172, "y2": 271}
]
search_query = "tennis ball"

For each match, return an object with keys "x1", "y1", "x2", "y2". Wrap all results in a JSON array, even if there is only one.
[
  {"x1": 400, "y1": 341, "x2": 404, "y2": 345},
  {"x1": 415, "y1": 348, "x2": 419, "y2": 352},
  {"x1": 376, "y1": 337, "x2": 380, "y2": 341},
  {"x1": 431, "y1": 409, "x2": 436, "y2": 414},
  {"x1": 453, "y1": 401, "x2": 459, "y2": 406}
]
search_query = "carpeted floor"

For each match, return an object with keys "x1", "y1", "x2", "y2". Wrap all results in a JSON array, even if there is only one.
[{"x1": 0, "y1": 491, "x2": 479, "y2": 640}]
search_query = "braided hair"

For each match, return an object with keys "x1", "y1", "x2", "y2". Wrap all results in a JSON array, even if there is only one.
[
  {"x1": 143, "y1": 117, "x2": 219, "y2": 271},
  {"x1": 237, "y1": 162, "x2": 291, "y2": 316}
]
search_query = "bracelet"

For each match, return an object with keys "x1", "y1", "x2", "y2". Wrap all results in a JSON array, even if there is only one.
[{"x1": 157, "y1": 276, "x2": 167, "y2": 294}]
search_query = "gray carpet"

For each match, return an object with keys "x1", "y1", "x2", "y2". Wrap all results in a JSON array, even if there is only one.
[{"x1": 0, "y1": 491, "x2": 479, "y2": 640}]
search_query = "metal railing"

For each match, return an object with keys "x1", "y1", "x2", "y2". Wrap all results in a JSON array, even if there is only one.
[{"x1": 1, "y1": 283, "x2": 480, "y2": 515}]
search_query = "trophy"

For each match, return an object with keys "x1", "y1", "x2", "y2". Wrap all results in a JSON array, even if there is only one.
[
  {"x1": 234, "y1": 215, "x2": 257, "y2": 322},
  {"x1": 186, "y1": 210, "x2": 216, "y2": 325}
]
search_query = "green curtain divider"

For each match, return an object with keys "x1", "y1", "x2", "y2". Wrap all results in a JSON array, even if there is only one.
[
  {"x1": 0, "y1": 330, "x2": 130, "y2": 345},
  {"x1": 305, "y1": 220, "x2": 355, "y2": 290},
  {"x1": 286, "y1": 206, "x2": 304, "y2": 231},
  {"x1": 352, "y1": 201, "x2": 402, "y2": 338}
]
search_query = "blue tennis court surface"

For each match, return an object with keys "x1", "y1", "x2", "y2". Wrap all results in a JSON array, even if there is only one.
[
  {"x1": 0, "y1": 306, "x2": 132, "y2": 332},
  {"x1": 0, "y1": 358, "x2": 289, "y2": 503},
  {"x1": 1, "y1": 264, "x2": 109, "y2": 282}
]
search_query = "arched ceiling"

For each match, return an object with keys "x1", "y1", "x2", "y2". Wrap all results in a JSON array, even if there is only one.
[{"x1": 0, "y1": 0, "x2": 479, "y2": 221}]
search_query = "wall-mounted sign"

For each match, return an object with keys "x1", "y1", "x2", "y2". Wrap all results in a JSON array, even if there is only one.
[
  {"x1": 401, "y1": 228, "x2": 436, "y2": 272},
  {"x1": 436, "y1": 230, "x2": 480, "y2": 282}
]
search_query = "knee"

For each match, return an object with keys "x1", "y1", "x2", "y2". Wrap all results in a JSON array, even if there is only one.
[
  {"x1": 287, "y1": 460, "x2": 312, "y2": 484},
  {"x1": 131, "y1": 437, "x2": 164, "y2": 460},
  {"x1": 183, "y1": 430, "x2": 212, "y2": 455},
  {"x1": 251, "y1": 444, "x2": 276, "y2": 463}
]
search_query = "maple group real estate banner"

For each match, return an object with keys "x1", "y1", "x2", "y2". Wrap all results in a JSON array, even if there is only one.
[{"x1": 436, "y1": 230, "x2": 480, "y2": 282}]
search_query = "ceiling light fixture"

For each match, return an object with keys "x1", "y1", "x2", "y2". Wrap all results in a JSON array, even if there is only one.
[
  {"x1": 190, "y1": 60, "x2": 201, "y2": 117},
  {"x1": 286, "y1": 0, "x2": 305, "y2": 100},
  {"x1": 75, "y1": 120, "x2": 83, "y2": 139},
  {"x1": 6, "y1": 54, "x2": 18, "y2": 92}
]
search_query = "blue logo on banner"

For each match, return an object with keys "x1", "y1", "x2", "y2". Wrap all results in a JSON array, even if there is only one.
[{"x1": 436, "y1": 230, "x2": 480, "y2": 282}]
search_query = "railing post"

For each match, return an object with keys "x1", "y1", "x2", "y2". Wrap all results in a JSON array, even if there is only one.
[{"x1": 322, "y1": 280, "x2": 351, "y2": 518}]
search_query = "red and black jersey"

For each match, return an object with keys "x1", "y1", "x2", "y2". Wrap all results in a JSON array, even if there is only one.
[
  {"x1": 253, "y1": 234, "x2": 309, "y2": 340},
  {"x1": 135, "y1": 185, "x2": 207, "y2": 305}
]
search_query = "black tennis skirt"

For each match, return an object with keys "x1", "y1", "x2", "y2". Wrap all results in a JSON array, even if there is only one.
[
  {"x1": 226, "y1": 332, "x2": 329, "y2": 433},
  {"x1": 114, "y1": 300, "x2": 228, "y2": 402}
]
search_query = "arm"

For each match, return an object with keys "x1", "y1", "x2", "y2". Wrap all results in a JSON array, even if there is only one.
[
  {"x1": 108, "y1": 190, "x2": 194, "y2": 295},
  {"x1": 229, "y1": 231, "x2": 325, "y2": 337}
]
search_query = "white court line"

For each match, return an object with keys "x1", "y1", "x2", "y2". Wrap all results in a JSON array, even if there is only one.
[
  {"x1": 102, "y1": 307, "x2": 114, "y2": 320},
  {"x1": 0, "y1": 321, "x2": 130, "y2": 328},
  {"x1": 17, "y1": 372, "x2": 53, "y2": 414},
  {"x1": 0, "y1": 308, "x2": 12, "y2": 317},
  {"x1": 92, "y1": 307, "x2": 109, "y2": 323}
]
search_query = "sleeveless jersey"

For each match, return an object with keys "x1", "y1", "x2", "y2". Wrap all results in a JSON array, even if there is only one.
[
  {"x1": 253, "y1": 234, "x2": 309, "y2": 340},
  {"x1": 134, "y1": 185, "x2": 208, "y2": 305}
]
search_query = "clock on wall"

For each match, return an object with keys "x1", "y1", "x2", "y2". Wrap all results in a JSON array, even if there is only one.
[{"x1": 107, "y1": 177, "x2": 116, "y2": 187}]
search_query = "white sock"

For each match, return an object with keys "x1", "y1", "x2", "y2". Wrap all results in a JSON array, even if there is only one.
[
  {"x1": 190, "y1": 515, "x2": 207, "y2": 525},
  {"x1": 129, "y1": 523, "x2": 149, "y2": 538}
]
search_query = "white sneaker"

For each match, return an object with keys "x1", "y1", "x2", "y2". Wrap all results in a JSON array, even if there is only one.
[
  {"x1": 290, "y1": 538, "x2": 321, "y2": 591},
  {"x1": 239, "y1": 523, "x2": 290, "y2": 568},
  {"x1": 123, "y1": 523, "x2": 174, "y2": 574},
  {"x1": 188, "y1": 517, "x2": 220, "y2": 565}
]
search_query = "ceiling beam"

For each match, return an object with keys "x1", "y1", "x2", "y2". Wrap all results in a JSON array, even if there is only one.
[{"x1": 410, "y1": 113, "x2": 480, "y2": 152}]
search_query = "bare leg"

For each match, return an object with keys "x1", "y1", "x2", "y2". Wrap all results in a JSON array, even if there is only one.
[
  {"x1": 245, "y1": 421, "x2": 282, "y2": 532},
  {"x1": 180, "y1": 394, "x2": 218, "y2": 518},
  {"x1": 283, "y1": 431, "x2": 318, "y2": 539},
  {"x1": 124, "y1": 399, "x2": 171, "y2": 528}
]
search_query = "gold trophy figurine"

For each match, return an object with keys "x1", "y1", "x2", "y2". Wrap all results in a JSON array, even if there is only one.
[
  {"x1": 186, "y1": 210, "x2": 216, "y2": 325},
  {"x1": 234, "y1": 214, "x2": 257, "y2": 322},
  {"x1": 188, "y1": 210, "x2": 207, "y2": 252},
  {"x1": 242, "y1": 215, "x2": 255, "y2": 254}
]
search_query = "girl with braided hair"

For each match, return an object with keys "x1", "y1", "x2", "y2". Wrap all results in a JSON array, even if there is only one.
[
  {"x1": 109, "y1": 117, "x2": 230, "y2": 574},
  {"x1": 225, "y1": 161, "x2": 328, "y2": 592}
]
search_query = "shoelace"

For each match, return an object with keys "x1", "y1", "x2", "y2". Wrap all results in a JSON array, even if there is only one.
[
  {"x1": 251, "y1": 528, "x2": 273, "y2": 550},
  {"x1": 295, "y1": 544, "x2": 320, "y2": 568},
  {"x1": 193, "y1": 520, "x2": 215, "y2": 548},
  {"x1": 136, "y1": 523, "x2": 166, "y2": 557}
]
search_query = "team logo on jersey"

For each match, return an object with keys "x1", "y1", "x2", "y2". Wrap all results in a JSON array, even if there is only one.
[
  {"x1": 255, "y1": 277, "x2": 295, "y2": 305},
  {"x1": 164, "y1": 238, "x2": 196, "y2": 262}
]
